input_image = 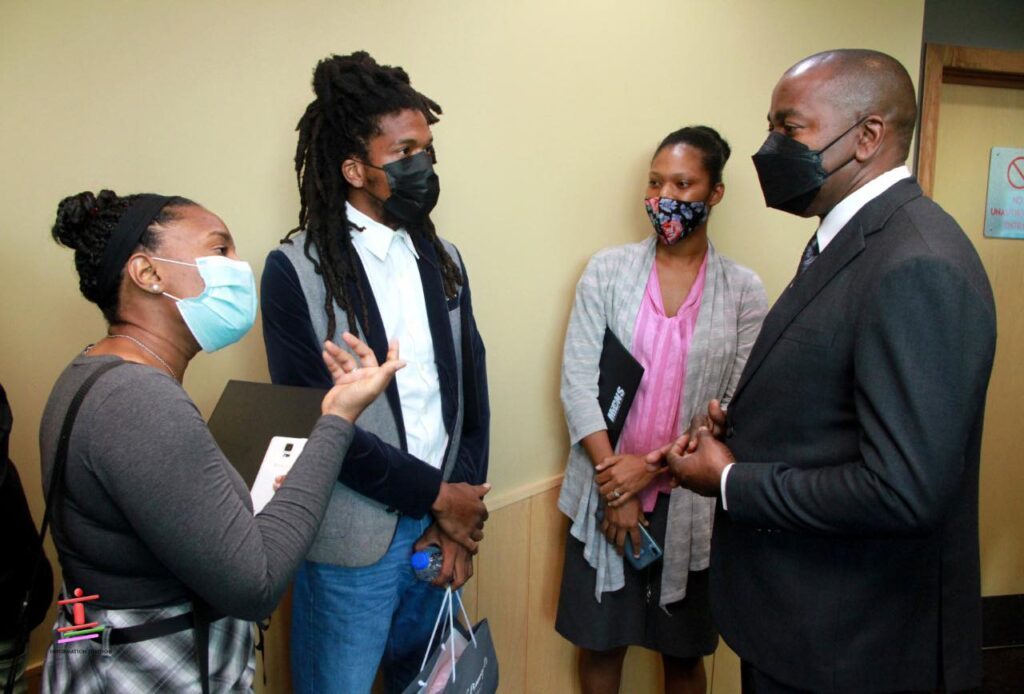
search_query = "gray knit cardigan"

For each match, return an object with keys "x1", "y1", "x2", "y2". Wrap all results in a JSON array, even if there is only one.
[{"x1": 557, "y1": 236, "x2": 768, "y2": 606}]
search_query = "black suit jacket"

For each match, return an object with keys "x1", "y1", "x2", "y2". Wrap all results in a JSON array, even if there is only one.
[{"x1": 713, "y1": 179, "x2": 996, "y2": 692}]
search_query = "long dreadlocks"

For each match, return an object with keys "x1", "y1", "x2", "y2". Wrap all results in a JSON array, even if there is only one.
[{"x1": 285, "y1": 51, "x2": 463, "y2": 340}]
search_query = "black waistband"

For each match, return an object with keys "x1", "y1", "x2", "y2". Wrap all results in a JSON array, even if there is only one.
[
  {"x1": 60, "y1": 603, "x2": 221, "y2": 645},
  {"x1": 107, "y1": 611, "x2": 197, "y2": 645}
]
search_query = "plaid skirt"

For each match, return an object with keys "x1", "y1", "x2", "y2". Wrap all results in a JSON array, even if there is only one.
[{"x1": 41, "y1": 601, "x2": 255, "y2": 693}]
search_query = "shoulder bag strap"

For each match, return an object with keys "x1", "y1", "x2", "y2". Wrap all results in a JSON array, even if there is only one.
[
  {"x1": 4, "y1": 360, "x2": 123, "y2": 694},
  {"x1": 191, "y1": 597, "x2": 212, "y2": 694}
]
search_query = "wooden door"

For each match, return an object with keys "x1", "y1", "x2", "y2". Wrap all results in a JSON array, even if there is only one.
[{"x1": 920, "y1": 44, "x2": 1024, "y2": 598}]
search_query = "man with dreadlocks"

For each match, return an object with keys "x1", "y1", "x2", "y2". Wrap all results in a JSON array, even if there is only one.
[{"x1": 261, "y1": 51, "x2": 491, "y2": 693}]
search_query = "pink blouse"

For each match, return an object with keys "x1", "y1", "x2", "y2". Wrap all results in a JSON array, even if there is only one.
[{"x1": 617, "y1": 254, "x2": 707, "y2": 513}]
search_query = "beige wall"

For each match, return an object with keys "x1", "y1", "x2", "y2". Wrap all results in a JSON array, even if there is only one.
[
  {"x1": 932, "y1": 82, "x2": 1024, "y2": 598},
  {"x1": 0, "y1": 0, "x2": 926, "y2": 685}
]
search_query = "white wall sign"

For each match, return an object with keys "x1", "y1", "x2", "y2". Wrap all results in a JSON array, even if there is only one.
[{"x1": 985, "y1": 147, "x2": 1024, "y2": 239}]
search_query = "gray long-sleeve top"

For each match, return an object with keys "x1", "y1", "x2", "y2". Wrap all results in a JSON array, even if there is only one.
[{"x1": 39, "y1": 354, "x2": 353, "y2": 621}]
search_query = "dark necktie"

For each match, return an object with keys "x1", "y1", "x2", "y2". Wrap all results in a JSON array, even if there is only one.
[{"x1": 797, "y1": 233, "x2": 820, "y2": 276}]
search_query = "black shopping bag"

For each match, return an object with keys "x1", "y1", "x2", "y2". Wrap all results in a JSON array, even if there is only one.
[{"x1": 402, "y1": 587, "x2": 498, "y2": 694}]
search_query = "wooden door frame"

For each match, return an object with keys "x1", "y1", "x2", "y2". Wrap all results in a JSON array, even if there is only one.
[{"x1": 916, "y1": 43, "x2": 1024, "y2": 196}]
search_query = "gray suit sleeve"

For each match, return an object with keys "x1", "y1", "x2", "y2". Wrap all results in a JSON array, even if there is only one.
[
  {"x1": 86, "y1": 376, "x2": 352, "y2": 620},
  {"x1": 727, "y1": 256, "x2": 995, "y2": 536}
]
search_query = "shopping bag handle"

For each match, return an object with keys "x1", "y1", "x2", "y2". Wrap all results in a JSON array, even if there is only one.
[
  {"x1": 415, "y1": 585, "x2": 479, "y2": 688},
  {"x1": 453, "y1": 590, "x2": 477, "y2": 648},
  {"x1": 419, "y1": 586, "x2": 452, "y2": 677}
]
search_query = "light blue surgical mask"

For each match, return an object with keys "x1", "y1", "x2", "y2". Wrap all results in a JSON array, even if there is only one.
[{"x1": 152, "y1": 256, "x2": 257, "y2": 352}]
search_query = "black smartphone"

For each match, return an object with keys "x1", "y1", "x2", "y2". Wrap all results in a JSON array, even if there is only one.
[{"x1": 595, "y1": 506, "x2": 663, "y2": 570}]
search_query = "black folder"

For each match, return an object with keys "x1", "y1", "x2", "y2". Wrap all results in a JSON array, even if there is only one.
[
  {"x1": 206, "y1": 380, "x2": 328, "y2": 487},
  {"x1": 598, "y1": 328, "x2": 645, "y2": 447}
]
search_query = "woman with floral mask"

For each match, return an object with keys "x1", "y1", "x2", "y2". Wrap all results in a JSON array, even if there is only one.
[
  {"x1": 556, "y1": 127, "x2": 768, "y2": 693},
  {"x1": 38, "y1": 190, "x2": 403, "y2": 693}
]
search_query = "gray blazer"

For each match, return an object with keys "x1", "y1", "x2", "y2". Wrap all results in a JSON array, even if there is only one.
[
  {"x1": 275, "y1": 233, "x2": 466, "y2": 567},
  {"x1": 558, "y1": 237, "x2": 767, "y2": 605}
]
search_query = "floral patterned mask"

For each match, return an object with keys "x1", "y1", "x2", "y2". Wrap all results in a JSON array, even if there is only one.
[{"x1": 644, "y1": 197, "x2": 709, "y2": 245}]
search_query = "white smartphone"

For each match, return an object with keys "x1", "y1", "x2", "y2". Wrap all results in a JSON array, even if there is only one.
[{"x1": 250, "y1": 436, "x2": 308, "y2": 514}]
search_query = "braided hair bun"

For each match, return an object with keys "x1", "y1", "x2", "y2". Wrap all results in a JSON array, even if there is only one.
[
  {"x1": 52, "y1": 190, "x2": 133, "y2": 316},
  {"x1": 52, "y1": 190, "x2": 192, "y2": 322},
  {"x1": 309, "y1": 51, "x2": 442, "y2": 145},
  {"x1": 52, "y1": 190, "x2": 123, "y2": 251}
]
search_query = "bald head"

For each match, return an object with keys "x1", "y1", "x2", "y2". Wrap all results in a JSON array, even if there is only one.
[{"x1": 784, "y1": 49, "x2": 917, "y2": 161}]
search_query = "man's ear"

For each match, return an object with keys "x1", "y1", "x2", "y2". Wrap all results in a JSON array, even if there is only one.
[
  {"x1": 855, "y1": 115, "x2": 885, "y2": 162},
  {"x1": 342, "y1": 158, "x2": 366, "y2": 189},
  {"x1": 125, "y1": 254, "x2": 163, "y2": 294}
]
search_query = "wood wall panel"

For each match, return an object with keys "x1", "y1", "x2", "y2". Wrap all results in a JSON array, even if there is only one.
[
  {"x1": 461, "y1": 561, "x2": 480, "y2": 624},
  {"x1": 621, "y1": 647, "x2": 663, "y2": 691},
  {"x1": 255, "y1": 588, "x2": 293, "y2": 694},
  {"x1": 710, "y1": 642, "x2": 741, "y2": 693},
  {"x1": 475, "y1": 501, "x2": 532, "y2": 692},
  {"x1": 524, "y1": 487, "x2": 578, "y2": 692}
]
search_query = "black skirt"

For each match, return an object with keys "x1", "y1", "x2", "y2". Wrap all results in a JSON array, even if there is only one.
[{"x1": 555, "y1": 494, "x2": 718, "y2": 658}]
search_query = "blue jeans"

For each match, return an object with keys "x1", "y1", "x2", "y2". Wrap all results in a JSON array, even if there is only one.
[{"x1": 290, "y1": 514, "x2": 448, "y2": 694}]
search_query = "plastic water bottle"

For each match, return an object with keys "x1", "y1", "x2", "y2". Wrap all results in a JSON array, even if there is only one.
[{"x1": 411, "y1": 546, "x2": 443, "y2": 582}]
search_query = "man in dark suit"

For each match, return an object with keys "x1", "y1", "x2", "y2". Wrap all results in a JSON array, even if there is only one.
[{"x1": 656, "y1": 49, "x2": 997, "y2": 692}]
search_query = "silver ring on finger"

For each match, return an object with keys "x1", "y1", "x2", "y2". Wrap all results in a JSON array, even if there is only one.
[{"x1": 610, "y1": 489, "x2": 622, "y2": 500}]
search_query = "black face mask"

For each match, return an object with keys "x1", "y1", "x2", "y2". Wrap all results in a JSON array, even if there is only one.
[
  {"x1": 751, "y1": 120, "x2": 863, "y2": 215},
  {"x1": 366, "y1": 150, "x2": 440, "y2": 225}
]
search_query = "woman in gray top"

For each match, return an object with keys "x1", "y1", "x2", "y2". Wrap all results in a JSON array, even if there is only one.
[
  {"x1": 556, "y1": 127, "x2": 768, "y2": 693},
  {"x1": 39, "y1": 190, "x2": 403, "y2": 693}
]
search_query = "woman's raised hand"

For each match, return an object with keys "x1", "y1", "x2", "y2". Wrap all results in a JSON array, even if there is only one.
[{"x1": 320, "y1": 332, "x2": 405, "y2": 422}]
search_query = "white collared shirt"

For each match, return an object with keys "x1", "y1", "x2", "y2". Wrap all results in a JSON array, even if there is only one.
[
  {"x1": 347, "y1": 202, "x2": 447, "y2": 469},
  {"x1": 816, "y1": 165, "x2": 912, "y2": 252},
  {"x1": 720, "y1": 164, "x2": 912, "y2": 509}
]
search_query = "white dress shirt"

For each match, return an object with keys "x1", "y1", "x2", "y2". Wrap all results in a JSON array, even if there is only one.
[
  {"x1": 719, "y1": 165, "x2": 912, "y2": 509},
  {"x1": 347, "y1": 202, "x2": 448, "y2": 469},
  {"x1": 815, "y1": 165, "x2": 912, "y2": 252}
]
